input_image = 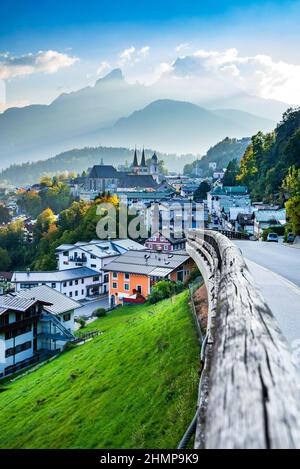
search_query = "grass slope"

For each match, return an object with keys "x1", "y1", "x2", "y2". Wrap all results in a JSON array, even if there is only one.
[{"x1": 0, "y1": 291, "x2": 199, "y2": 449}]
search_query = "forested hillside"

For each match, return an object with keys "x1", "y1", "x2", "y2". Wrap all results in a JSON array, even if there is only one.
[
  {"x1": 184, "y1": 137, "x2": 250, "y2": 176},
  {"x1": 0, "y1": 146, "x2": 195, "y2": 186},
  {"x1": 238, "y1": 108, "x2": 300, "y2": 202}
]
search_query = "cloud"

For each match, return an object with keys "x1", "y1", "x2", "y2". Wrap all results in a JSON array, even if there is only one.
[
  {"x1": 118, "y1": 46, "x2": 150, "y2": 65},
  {"x1": 175, "y1": 43, "x2": 190, "y2": 53},
  {"x1": 0, "y1": 50, "x2": 79, "y2": 80},
  {"x1": 96, "y1": 61, "x2": 111, "y2": 76},
  {"x1": 119, "y1": 46, "x2": 136, "y2": 63},
  {"x1": 138, "y1": 46, "x2": 150, "y2": 58},
  {"x1": 169, "y1": 48, "x2": 300, "y2": 104}
]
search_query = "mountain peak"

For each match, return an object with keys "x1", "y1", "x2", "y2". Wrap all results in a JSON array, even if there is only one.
[{"x1": 95, "y1": 68, "x2": 124, "y2": 86}]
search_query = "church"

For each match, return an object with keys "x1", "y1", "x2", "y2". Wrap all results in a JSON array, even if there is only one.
[
  {"x1": 131, "y1": 149, "x2": 159, "y2": 182},
  {"x1": 85, "y1": 150, "x2": 160, "y2": 193}
]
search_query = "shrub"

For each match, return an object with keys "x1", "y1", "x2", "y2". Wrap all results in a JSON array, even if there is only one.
[
  {"x1": 92, "y1": 308, "x2": 107, "y2": 318},
  {"x1": 76, "y1": 317, "x2": 86, "y2": 329},
  {"x1": 149, "y1": 280, "x2": 179, "y2": 305}
]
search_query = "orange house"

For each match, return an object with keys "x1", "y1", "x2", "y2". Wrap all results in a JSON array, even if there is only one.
[{"x1": 104, "y1": 250, "x2": 195, "y2": 307}]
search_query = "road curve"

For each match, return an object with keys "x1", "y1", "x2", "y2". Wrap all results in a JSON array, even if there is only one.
[{"x1": 234, "y1": 240, "x2": 300, "y2": 347}]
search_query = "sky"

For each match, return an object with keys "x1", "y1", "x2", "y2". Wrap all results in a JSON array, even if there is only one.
[{"x1": 1, "y1": 0, "x2": 300, "y2": 111}]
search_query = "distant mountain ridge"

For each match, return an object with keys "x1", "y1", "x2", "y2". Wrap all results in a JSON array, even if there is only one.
[
  {"x1": 0, "y1": 69, "x2": 281, "y2": 168},
  {"x1": 96, "y1": 99, "x2": 275, "y2": 154}
]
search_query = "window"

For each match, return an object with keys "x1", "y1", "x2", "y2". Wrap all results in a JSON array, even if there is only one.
[
  {"x1": 69, "y1": 281, "x2": 73, "y2": 286},
  {"x1": 124, "y1": 273, "x2": 130, "y2": 281},
  {"x1": 82, "y1": 290, "x2": 84, "y2": 295},
  {"x1": 6, "y1": 341, "x2": 32, "y2": 358},
  {"x1": 82, "y1": 279, "x2": 84, "y2": 284},
  {"x1": 75, "y1": 280, "x2": 79, "y2": 285},
  {"x1": 104, "y1": 274, "x2": 109, "y2": 283},
  {"x1": 63, "y1": 251, "x2": 68, "y2": 257},
  {"x1": 112, "y1": 282, "x2": 118, "y2": 289},
  {"x1": 93, "y1": 276, "x2": 99, "y2": 282},
  {"x1": 136, "y1": 285, "x2": 142, "y2": 294},
  {"x1": 124, "y1": 284, "x2": 130, "y2": 291},
  {"x1": 63, "y1": 282, "x2": 67, "y2": 288},
  {"x1": 69, "y1": 292, "x2": 73, "y2": 297},
  {"x1": 63, "y1": 313, "x2": 71, "y2": 322},
  {"x1": 164, "y1": 245, "x2": 169, "y2": 251},
  {"x1": 51, "y1": 283, "x2": 56, "y2": 289},
  {"x1": 5, "y1": 325, "x2": 31, "y2": 340},
  {"x1": 112, "y1": 272, "x2": 118, "y2": 279},
  {"x1": 75, "y1": 291, "x2": 78, "y2": 297},
  {"x1": 148, "y1": 244, "x2": 153, "y2": 249},
  {"x1": 91, "y1": 264, "x2": 97, "y2": 268},
  {"x1": 91, "y1": 255, "x2": 96, "y2": 259}
]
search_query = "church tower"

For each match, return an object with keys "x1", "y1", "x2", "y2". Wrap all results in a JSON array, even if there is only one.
[
  {"x1": 132, "y1": 149, "x2": 140, "y2": 174},
  {"x1": 139, "y1": 148, "x2": 149, "y2": 175},
  {"x1": 150, "y1": 153, "x2": 159, "y2": 182}
]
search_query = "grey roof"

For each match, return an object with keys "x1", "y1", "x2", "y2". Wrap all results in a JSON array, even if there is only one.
[
  {"x1": 104, "y1": 250, "x2": 190, "y2": 276},
  {"x1": 16, "y1": 286, "x2": 81, "y2": 315},
  {"x1": 56, "y1": 239, "x2": 144, "y2": 257},
  {"x1": 254, "y1": 209, "x2": 286, "y2": 223},
  {"x1": 118, "y1": 175, "x2": 158, "y2": 189},
  {"x1": 12, "y1": 267, "x2": 100, "y2": 284},
  {"x1": 89, "y1": 165, "x2": 119, "y2": 179},
  {"x1": 0, "y1": 296, "x2": 49, "y2": 314}
]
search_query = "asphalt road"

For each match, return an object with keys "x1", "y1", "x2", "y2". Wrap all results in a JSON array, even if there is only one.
[
  {"x1": 75, "y1": 296, "x2": 109, "y2": 319},
  {"x1": 234, "y1": 240, "x2": 300, "y2": 351},
  {"x1": 234, "y1": 240, "x2": 300, "y2": 287}
]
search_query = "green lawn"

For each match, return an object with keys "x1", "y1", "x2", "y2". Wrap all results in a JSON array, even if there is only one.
[{"x1": 0, "y1": 291, "x2": 199, "y2": 449}]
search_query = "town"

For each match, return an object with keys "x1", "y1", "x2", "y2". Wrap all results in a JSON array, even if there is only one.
[{"x1": 0, "y1": 146, "x2": 293, "y2": 380}]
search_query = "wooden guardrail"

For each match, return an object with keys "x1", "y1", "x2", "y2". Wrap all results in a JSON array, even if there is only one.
[{"x1": 186, "y1": 229, "x2": 300, "y2": 449}]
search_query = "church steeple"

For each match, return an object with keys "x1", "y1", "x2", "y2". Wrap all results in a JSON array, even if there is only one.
[
  {"x1": 133, "y1": 149, "x2": 139, "y2": 168},
  {"x1": 141, "y1": 148, "x2": 146, "y2": 168}
]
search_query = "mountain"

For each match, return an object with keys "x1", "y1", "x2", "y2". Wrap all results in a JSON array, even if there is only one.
[
  {"x1": 183, "y1": 137, "x2": 251, "y2": 176},
  {"x1": 0, "y1": 69, "x2": 281, "y2": 168},
  {"x1": 96, "y1": 100, "x2": 275, "y2": 154},
  {"x1": 206, "y1": 93, "x2": 290, "y2": 122},
  {"x1": 0, "y1": 69, "x2": 154, "y2": 167}
]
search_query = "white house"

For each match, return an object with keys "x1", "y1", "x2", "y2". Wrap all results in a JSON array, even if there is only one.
[
  {"x1": 12, "y1": 267, "x2": 101, "y2": 300},
  {"x1": 0, "y1": 286, "x2": 80, "y2": 378},
  {"x1": 253, "y1": 209, "x2": 286, "y2": 238},
  {"x1": 207, "y1": 186, "x2": 251, "y2": 218},
  {"x1": 56, "y1": 239, "x2": 145, "y2": 295}
]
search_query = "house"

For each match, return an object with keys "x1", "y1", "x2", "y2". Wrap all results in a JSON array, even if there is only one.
[
  {"x1": 207, "y1": 186, "x2": 251, "y2": 218},
  {"x1": 56, "y1": 239, "x2": 145, "y2": 294},
  {"x1": 157, "y1": 199, "x2": 208, "y2": 236},
  {"x1": 12, "y1": 267, "x2": 101, "y2": 300},
  {"x1": 253, "y1": 209, "x2": 286, "y2": 238},
  {"x1": 236, "y1": 213, "x2": 254, "y2": 235},
  {"x1": 144, "y1": 231, "x2": 186, "y2": 252},
  {"x1": 0, "y1": 286, "x2": 80, "y2": 378},
  {"x1": 104, "y1": 250, "x2": 195, "y2": 307}
]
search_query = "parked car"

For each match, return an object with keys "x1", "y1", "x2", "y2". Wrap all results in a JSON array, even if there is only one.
[
  {"x1": 267, "y1": 233, "x2": 279, "y2": 243},
  {"x1": 287, "y1": 232, "x2": 295, "y2": 244}
]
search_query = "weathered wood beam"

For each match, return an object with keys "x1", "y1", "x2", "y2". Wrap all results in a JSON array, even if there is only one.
[{"x1": 187, "y1": 230, "x2": 300, "y2": 449}]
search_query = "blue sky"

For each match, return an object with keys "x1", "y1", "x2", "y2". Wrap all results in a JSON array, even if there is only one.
[{"x1": 1, "y1": 0, "x2": 300, "y2": 109}]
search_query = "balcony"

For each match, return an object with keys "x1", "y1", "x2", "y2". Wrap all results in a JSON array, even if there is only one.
[
  {"x1": 0, "y1": 314, "x2": 41, "y2": 333},
  {"x1": 69, "y1": 256, "x2": 88, "y2": 265}
]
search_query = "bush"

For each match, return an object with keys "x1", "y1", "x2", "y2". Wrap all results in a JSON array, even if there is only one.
[
  {"x1": 76, "y1": 317, "x2": 86, "y2": 329},
  {"x1": 92, "y1": 308, "x2": 107, "y2": 318},
  {"x1": 149, "y1": 280, "x2": 183, "y2": 305}
]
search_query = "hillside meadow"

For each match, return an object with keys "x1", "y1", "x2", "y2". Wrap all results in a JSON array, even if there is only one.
[{"x1": 0, "y1": 291, "x2": 199, "y2": 449}]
